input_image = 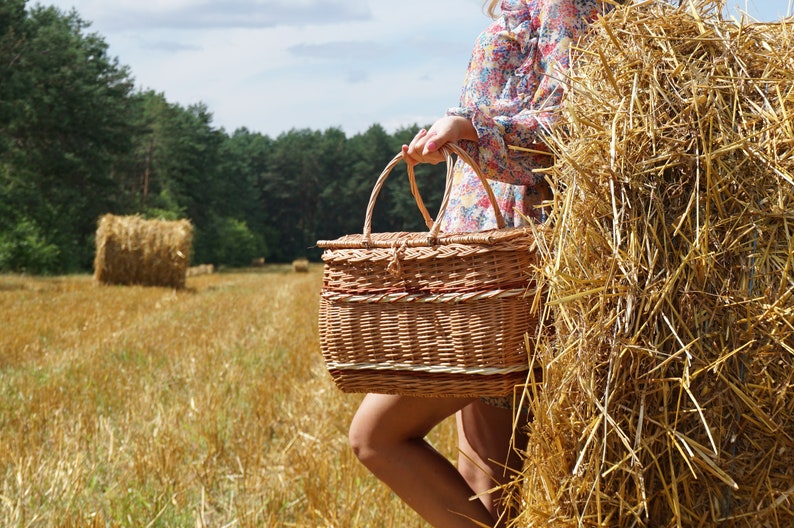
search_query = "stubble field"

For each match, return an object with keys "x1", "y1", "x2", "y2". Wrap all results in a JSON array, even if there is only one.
[{"x1": 0, "y1": 266, "x2": 455, "y2": 527}]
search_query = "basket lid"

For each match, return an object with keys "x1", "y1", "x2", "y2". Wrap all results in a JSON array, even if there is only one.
[{"x1": 317, "y1": 226, "x2": 534, "y2": 250}]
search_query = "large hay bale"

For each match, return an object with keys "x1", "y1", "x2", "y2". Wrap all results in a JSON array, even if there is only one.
[
  {"x1": 518, "y1": 2, "x2": 794, "y2": 526},
  {"x1": 93, "y1": 214, "x2": 193, "y2": 289}
]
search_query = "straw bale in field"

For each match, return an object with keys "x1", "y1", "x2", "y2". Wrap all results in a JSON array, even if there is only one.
[
  {"x1": 292, "y1": 258, "x2": 309, "y2": 272},
  {"x1": 517, "y1": 2, "x2": 794, "y2": 527},
  {"x1": 94, "y1": 214, "x2": 193, "y2": 289},
  {"x1": 186, "y1": 263, "x2": 214, "y2": 277}
]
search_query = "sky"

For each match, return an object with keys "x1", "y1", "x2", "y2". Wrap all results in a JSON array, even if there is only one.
[{"x1": 38, "y1": 0, "x2": 787, "y2": 138}]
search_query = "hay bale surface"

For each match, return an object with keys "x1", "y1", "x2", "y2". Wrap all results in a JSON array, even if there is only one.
[
  {"x1": 94, "y1": 214, "x2": 193, "y2": 289},
  {"x1": 518, "y1": 2, "x2": 794, "y2": 527}
]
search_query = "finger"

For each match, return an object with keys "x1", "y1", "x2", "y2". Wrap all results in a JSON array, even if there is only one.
[
  {"x1": 422, "y1": 129, "x2": 440, "y2": 154},
  {"x1": 421, "y1": 132, "x2": 445, "y2": 164},
  {"x1": 406, "y1": 133, "x2": 424, "y2": 160},
  {"x1": 425, "y1": 152, "x2": 445, "y2": 165},
  {"x1": 408, "y1": 129, "x2": 427, "y2": 149},
  {"x1": 401, "y1": 144, "x2": 419, "y2": 167}
]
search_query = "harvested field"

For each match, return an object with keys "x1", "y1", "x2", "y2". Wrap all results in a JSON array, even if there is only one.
[{"x1": 0, "y1": 269, "x2": 455, "y2": 527}]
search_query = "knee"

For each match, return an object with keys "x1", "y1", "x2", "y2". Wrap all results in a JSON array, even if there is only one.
[
  {"x1": 348, "y1": 413, "x2": 380, "y2": 466},
  {"x1": 349, "y1": 409, "x2": 409, "y2": 472}
]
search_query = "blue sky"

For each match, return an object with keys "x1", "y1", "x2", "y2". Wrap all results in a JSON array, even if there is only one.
[{"x1": 40, "y1": 0, "x2": 787, "y2": 138}]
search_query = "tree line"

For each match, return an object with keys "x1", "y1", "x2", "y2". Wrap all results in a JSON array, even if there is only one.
[{"x1": 0, "y1": 1, "x2": 447, "y2": 274}]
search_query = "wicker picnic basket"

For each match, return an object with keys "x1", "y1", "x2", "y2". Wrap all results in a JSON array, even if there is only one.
[{"x1": 316, "y1": 143, "x2": 539, "y2": 397}]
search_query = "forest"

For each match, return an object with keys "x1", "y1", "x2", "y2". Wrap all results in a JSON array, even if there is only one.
[{"x1": 0, "y1": 0, "x2": 447, "y2": 274}]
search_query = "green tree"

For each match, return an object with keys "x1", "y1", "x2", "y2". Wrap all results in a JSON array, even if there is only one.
[
  {"x1": 311, "y1": 127, "x2": 350, "y2": 243},
  {"x1": 260, "y1": 128, "x2": 330, "y2": 261},
  {"x1": 209, "y1": 127, "x2": 271, "y2": 262},
  {"x1": 0, "y1": 4, "x2": 138, "y2": 272},
  {"x1": 342, "y1": 124, "x2": 398, "y2": 235},
  {"x1": 195, "y1": 214, "x2": 266, "y2": 268},
  {"x1": 0, "y1": 217, "x2": 60, "y2": 273},
  {"x1": 148, "y1": 101, "x2": 223, "y2": 229},
  {"x1": 0, "y1": 0, "x2": 27, "y2": 157},
  {"x1": 120, "y1": 92, "x2": 230, "y2": 265}
]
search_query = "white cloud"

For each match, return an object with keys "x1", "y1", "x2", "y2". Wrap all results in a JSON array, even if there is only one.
[
  {"x1": 51, "y1": 0, "x2": 373, "y2": 30},
  {"x1": 214, "y1": 43, "x2": 467, "y2": 136},
  {"x1": 287, "y1": 41, "x2": 390, "y2": 61},
  {"x1": 40, "y1": 0, "x2": 782, "y2": 139},
  {"x1": 139, "y1": 39, "x2": 201, "y2": 52},
  {"x1": 39, "y1": 0, "x2": 485, "y2": 137}
]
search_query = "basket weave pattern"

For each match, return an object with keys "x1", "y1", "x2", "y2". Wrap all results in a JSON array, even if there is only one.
[
  {"x1": 321, "y1": 233, "x2": 533, "y2": 294},
  {"x1": 317, "y1": 144, "x2": 538, "y2": 397}
]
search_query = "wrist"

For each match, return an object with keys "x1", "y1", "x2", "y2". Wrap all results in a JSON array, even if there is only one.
[{"x1": 450, "y1": 115, "x2": 477, "y2": 143}]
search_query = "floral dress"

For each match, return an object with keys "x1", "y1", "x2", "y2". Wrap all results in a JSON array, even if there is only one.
[
  {"x1": 443, "y1": 0, "x2": 609, "y2": 408},
  {"x1": 440, "y1": 0, "x2": 608, "y2": 232}
]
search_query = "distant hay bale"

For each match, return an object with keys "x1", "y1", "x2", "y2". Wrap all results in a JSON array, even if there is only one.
[
  {"x1": 516, "y1": 2, "x2": 794, "y2": 527},
  {"x1": 93, "y1": 214, "x2": 193, "y2": 289},
  {"x1": 251, "y1": 257, "x2": 266, "y2": 267},
  {"x1": 186, "y1": 263, "x2": 214, "y2": 277},
  {"x1": 292, "y1": 258, "x2": 309, "y2": 272}
]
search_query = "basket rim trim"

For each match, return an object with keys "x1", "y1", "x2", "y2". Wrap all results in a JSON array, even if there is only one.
[
  {"x1": 320, "y1": 288, "x2": 531, "y2": 304},
  {"x1": 317, "y1": 227, "x2": 534, "y2": 249},
  {"x1": 326, "y1": 362, "x2": 529, "y2": 375}
]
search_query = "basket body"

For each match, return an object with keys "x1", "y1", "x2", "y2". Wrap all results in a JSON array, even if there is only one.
[{"x1": 318, "y1": 229, "x2": 537, "y2": 397}]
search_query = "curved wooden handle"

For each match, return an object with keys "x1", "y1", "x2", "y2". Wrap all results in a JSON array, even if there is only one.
[{"x1": 363, "y1": 143, "x2": 506, "y2": 244}]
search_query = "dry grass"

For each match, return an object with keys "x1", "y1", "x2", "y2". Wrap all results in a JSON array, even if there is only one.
[{"x1": 0, "y1": 266, "x2": 454, "y2": 527}]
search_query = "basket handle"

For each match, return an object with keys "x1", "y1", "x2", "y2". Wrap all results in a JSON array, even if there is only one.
[{"x1": 363, "y1": 143, "x2": 506, "y2": 244}]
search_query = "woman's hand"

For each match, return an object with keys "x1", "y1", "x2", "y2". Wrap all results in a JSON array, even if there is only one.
[{"x1": 402, "y1": 115, "x2": 477, "y2": 167}]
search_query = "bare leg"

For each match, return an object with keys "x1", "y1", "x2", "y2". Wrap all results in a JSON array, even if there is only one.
[
  {"x1": 457, "y1": 400, "x2": 528, "y2": 526},
  {"x1": 349, "y1": 393, "x2": 494, "y2": 528}
]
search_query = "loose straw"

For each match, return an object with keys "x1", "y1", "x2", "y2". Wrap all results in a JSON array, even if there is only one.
[{"x1": 515, "y1": 1, "x2": 794, "y2": 526}]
